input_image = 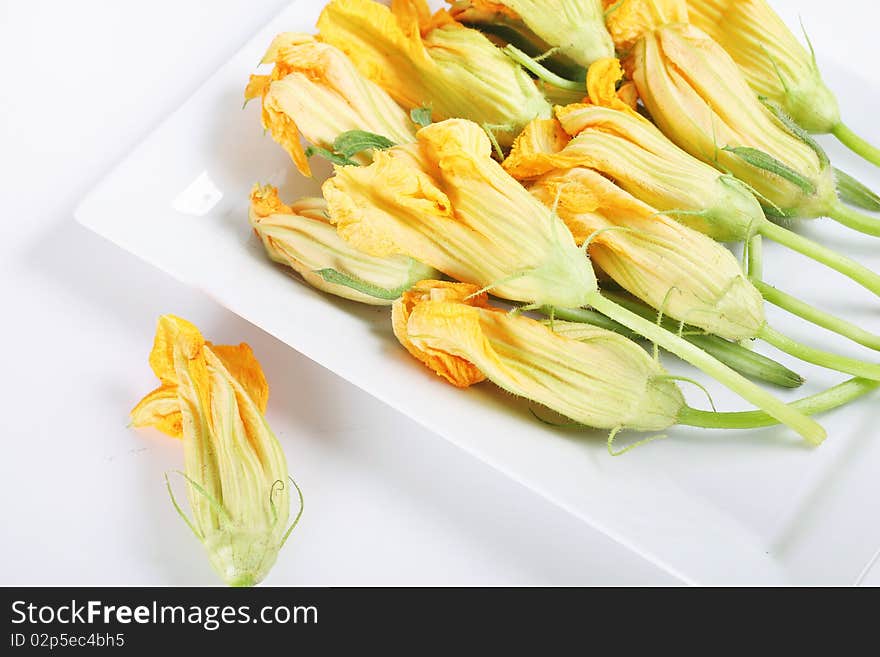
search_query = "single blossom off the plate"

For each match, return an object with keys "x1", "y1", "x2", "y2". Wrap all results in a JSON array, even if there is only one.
[
  {"x1": 130, "y1": 316, "x2": 296, "y2": 587},
  {"x1": 450, "y1": 0, "x2": 614, "y2": 70},
  {"x1": 250, "y1": 185, "x2": 437, "y2": 305},
  {"x1": 602, "y1": 0, "x2": 688, "y2": 54},
  {"x1": 528, "y1": 167, "x2": 766, "y2": 341},
  {"x1": 323, "y1": 118, "x2": 598, "y2": 308},
  {"x1": 396, "y1": 280, "x2": 685, "y2": 431},
  {"x1": 317, "y1": 0, "x2": 552, "y2": 146},
  {"x1": 244, "y1": 32, "x2": 418, "y2": 176},
  {"x1": 632, "y1": 23, "x2": 837, "y2": 219},
  {"x1": 504, "y1": 103, "x2": 765, "y2": 243},
  {"x1": 687, "y1": 0, "x2": 839, "y2": 134}
]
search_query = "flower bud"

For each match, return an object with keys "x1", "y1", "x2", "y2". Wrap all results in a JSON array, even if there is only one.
[
  {"x1": 450, "y1": 0, "x2": 614, "y2": 71},
  {"x1": 504, "y1": 103, "x2": 764, "y2": 242},
  {"x1": 131, "y1": 316, "x2": 297, "y2": 587},
  {"x1": 323, "y1": 119, "x2": 598, "y2": 308},
  {"x1": 528, "y1": 167, "x2": 766, "y2": 341},
  {"x1": 244, "y1": 32, "x2": 418, "y2": 176},
  {"x1": 687, "y1": 0, "x2": 839, "y2": 134},
  {"x1": 250, "y1": 185, "x2": 437, "y2": 305},
  {"x1": 632, "y1": 23, "x2": 837, "y2": 219},
  {"x1": 317, "y1": 0, "x2": 552, "y2": 146},
  {"x1": 394, "y1": 280, "x2": 685, "y2": 431}
]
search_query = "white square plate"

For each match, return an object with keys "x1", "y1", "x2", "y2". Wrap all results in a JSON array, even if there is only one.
[{"x1": 76, "y1": 0, "x2": 880, "y2": 584}]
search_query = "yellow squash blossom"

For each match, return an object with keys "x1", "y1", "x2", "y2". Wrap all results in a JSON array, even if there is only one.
[
  {"x1": 686, "y1": 0, "x2": 835, "y2": 134},
  {"x1": 504, "y1": 105, "x2": 764, "y2": 243},
  {"x1": 244, "y1": 32, "x2": 418, "y2": 176},
  {"x1": 632, "y1": 24, "x2": 841, "y2": 221},
  {"x1": 131, "y1": 316, "x2": 300, "y2": 587},
  {"x1": 250, "y1": 185, "x2": 437, "y2": 305},
  {"x1": 603, "y1": 0, "x2": 688, "y2": 54},
  {"x1": 317, "y1": 0, "x2": 552, "y2": 146},
  {"x1": 395, "y1": 280, "x2": 685, "y2": 432},
  {"x1": 528, "y1": 167, "x2": 766, "y2": 341},
  {"x1": 325, "y1": 119, "x2": 825, "y2": 444},
  {"x1": 324, "y1": 118, "x2": 597, "y2": 308},
  {"x1": 449, "y1": 0, "x2": 614, "y2": 71}
]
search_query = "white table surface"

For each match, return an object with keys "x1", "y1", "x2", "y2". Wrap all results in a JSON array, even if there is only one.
[{"x1": 0, "y1": 0, "x2": 875, "y2": 586}]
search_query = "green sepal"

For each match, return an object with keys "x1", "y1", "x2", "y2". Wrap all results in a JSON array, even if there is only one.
[
  {"x1": 332, "y1": 130, "x2": 396, "y2": 158},
  {"x1": 304, "y1": 145, "x2": 357, "y2": 167},
  {"x1": 834, "y1": 167, "x2": 880, "y2": 212},
  {"x1": 723, "y1": 146, "x2": 816, "y2": 195},
  {"x1": 316, "y1": 268, "x2": 409, "y2": 301},
  {"x1": 759, "y1": 96, "x2": 829, "y2": 169},
  {"x1": 410, "y1": 106, "x2": 433, "y2": 128}
]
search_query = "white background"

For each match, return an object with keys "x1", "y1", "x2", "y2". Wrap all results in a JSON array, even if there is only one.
[{"x1": 0, "y1": 0, "x2": 876, "y2": 586}]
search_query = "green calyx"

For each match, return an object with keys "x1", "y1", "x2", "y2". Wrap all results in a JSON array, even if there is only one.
[{"x1": 306, "y1": 130, "x2": 397, "y2": 167}]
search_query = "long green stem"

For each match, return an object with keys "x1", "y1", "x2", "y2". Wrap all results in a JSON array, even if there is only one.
[
  {"x1": 754, "y1": 280, "x2": 880, "y2": 352},
  {"x1": 759, "y1": 220, "x2": 880, "y2": 296},
  {"x1": 540, "y1": 304, "x2": 804, "y2": 388},
  {"x1": 503, "y1": 44, "x2": 584, "y2": 91},
  {"x1": 588, "y1": 293, "x2": 826, "y2": 444},
  {"x1": 747, "y1": 234, "x2": 764, "y2": 280},
  {"x1": 758, "y1": 324, "x2": 880, "y2": 381},
  {"x1": 832, "y1": 122, "x2": 880, "y2": 167},
  {"x1": 679, "y1": 378, "x2": 877, "y2": 430},
  {"x1": 828, "y1": 202, "x2": 880, "y2": 237}
]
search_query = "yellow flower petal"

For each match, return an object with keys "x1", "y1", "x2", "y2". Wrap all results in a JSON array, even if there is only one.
[
  {"x1": 502, "y1": 118, "x2": 571, "y2": 179},
  {"x1": 391, "y1": 280, "x2": 488, "y2": 388},
  {"x1": 130, "y1": 385, "x2": 183, "y2": 439},
  {"x1": 604, "y1": 0, "x2": 688, "y2": 53},
  {"x1": 208, "y1": 343, "x2": 269, "y2": 415},
  {"x1": 585, "y1": 58, "x2": 643, "y2": 119}
]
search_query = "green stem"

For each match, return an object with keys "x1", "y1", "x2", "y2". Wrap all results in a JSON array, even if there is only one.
[
  {"x1": 754, "y1": 280, "x2": 880, "y2": 352},
  {"x1": 758, "y1": 324, "x2": 880, "y2": 381},
  {"x1": 588, "y1": 293, "x2": 826, "y2": 444},
  {"x1": 828, "y1": 202, "x2": 880, "y2": 237},
  {"x1": 832, "y1": 122, "x2": 880, "y2": 167},
  {"x1": 760, "y1": 220, "x2": 880, "y2": 295},
  {"x1": 747, "y1": 234, "x2": 764, "y2": 280},
  {"x1": 679, "y1": 378, "x2": 877, "y2": 430},
  {"x1": 503, "y1": 44, "x2": 584, "y2": 91},
  {"x1": 540, "y1": 304, "x2": 804, "y2": 388}
]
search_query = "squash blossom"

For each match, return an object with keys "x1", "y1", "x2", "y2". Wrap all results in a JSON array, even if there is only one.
[
  {"x1": 686, "y1": 0, "x2": 880, "y2": 167},
  {"x1": 244, "y1": 32, "x2": 418, "y2": 177},
  {"x1": 528, "y1": 166, "x2": 766, "y2": 342},
  {"x1": 396, "y1": 284, "x2": 875, "y2": 443},
  {"x1": 632, "y1": 24, "x2": 880, "y2": 237},
  {"x1": 502, "y1": 61, "x2": 880, "y2": 301},
  {"x1": 316, "y1": 0, "x2": 552, "y2": 147},
  {"x1": 324, "y1": 119, "x2": 827, "y2": 444},
  {"x1": 323, "y1": 118, "x2": 598, "y2": 308},
  {"x1": 394, "y1": 280, "x2": 685, "y2": 432},
  {"x1": 449, "y1": 0, "x2": 614, "y2": 74},
  {"x1": 130, "y1": 316, "x2": 300, "y2": 587},
  {"x1": 504, "y1": 106, "x2": 764, "y2": 244},
  {"x1": 250, "y1": 185, "x2": 437, "y2": 305},
  {"x1": 602, "y1": 0, "x2": 688, "y2": 54}
]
